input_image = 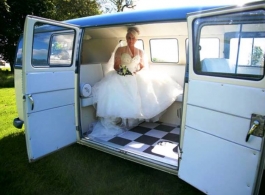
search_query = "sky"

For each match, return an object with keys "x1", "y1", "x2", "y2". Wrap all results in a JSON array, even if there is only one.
[
  {"x1": 135, "y1": 0, "x2": 258, "y2": 10},
  {"x1": 98, "y1": 0, "x2": 258, "y2": 14}
]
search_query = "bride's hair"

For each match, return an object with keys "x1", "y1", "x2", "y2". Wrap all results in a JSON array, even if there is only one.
[{"x1": 127, "y1": 27, "x2": 139, "y2": 38}]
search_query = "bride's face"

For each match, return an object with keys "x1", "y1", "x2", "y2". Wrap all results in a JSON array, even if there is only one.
[{"x1": 126, "y1": 33, "x2": 137, "y2": 47}]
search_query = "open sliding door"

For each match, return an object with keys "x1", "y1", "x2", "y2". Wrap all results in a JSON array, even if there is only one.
[
  {"x1": 22, "y1": 15, "x2": 81, "y2": 161},
  {"x1": 179, "y1": 2, "x2": 265, "y2": 195}
]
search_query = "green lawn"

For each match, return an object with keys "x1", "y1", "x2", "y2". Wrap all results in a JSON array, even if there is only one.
[{"x1": 0, "y1": 87, "x2": 203, "y2": 195}]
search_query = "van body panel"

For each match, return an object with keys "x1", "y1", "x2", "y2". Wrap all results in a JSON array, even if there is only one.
[
  {"x1": 65, "y1": 6, "x2": 222, "y2": 27},
  {"x1": 14, "y1": 69, "x2": 24, "y2": 121},
  {"x1": 21, "y1": 16, "x2": 81, "y2": 161},
  {"x1": 179, "y1": 2, "x2": 265, "y2": 194}
]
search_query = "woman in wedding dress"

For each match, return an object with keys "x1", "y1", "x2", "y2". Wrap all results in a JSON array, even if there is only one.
[{"x1": 89, "y1": 27, "x2": 183, "y2": 138}]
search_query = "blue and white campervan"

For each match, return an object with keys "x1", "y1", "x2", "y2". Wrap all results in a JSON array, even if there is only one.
[{"x1": 13, "y1": 1, "x2": 265, "y2": 194}]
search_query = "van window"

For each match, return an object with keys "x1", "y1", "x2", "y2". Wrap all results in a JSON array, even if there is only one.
[
  {"x1": 199, "y1": 38, "x2": 220, "y2": 60},
  {"x1": 49, "y1": 33, "x2": 74, "y2": 65},
  {"x1": 193, "y1": 9, "x2": 265, "y2": 80},
  {"x1": 120, "y1": 39, "x2": 144, "y2": 50},
  {"x1": 32, "y1": 32, "x2": 51, "y2": 66},
  {"x1": 186, "y1": 38, "x2": 220, "y2": 60},
  {"x1": 150, "y1": 39, "x2": 178, "y2": 63},
  {"x1": 15, "y1": 37, "x2": 23, "y2": 66},
  {"x1": 32, "y1": 22, "x2": 75, "y2": 67},
  {"x1": 230, "y1": 37, "x2": 265, "y2": 66}
]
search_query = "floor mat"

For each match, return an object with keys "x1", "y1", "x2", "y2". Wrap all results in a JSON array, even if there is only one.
[{"x1": 89, "y1": 121, "x2": 180, "y2": 166}]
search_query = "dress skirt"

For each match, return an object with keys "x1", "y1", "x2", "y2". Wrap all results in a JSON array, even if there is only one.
[{"x1": 92, "y1": 69, "x2": 183, "y2": 120}]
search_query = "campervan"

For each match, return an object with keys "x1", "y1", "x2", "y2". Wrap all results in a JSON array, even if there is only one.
[{"x1": 13, "y1": 1, "x2": 265, "y2": 194}]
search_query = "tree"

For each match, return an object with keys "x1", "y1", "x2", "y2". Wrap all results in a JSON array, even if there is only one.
[
  {"x1": 0, "y1": 0, "x2": 101, "y2": 72},
  {"x1": 110, "y1": 0, "x2": 136, "y2": 12},
  {"x1": 49, "y1": 0, "x2": 101, "y2": 21},
  {"x1": 98, "y1": 0, "x2": 137, "y2": 13},
  {"x1": 0, "y1": 0, "x2": 55, "y2": 72},
  {"x1": 251, "y1": 46, "x2": 263, "y2": 66}
]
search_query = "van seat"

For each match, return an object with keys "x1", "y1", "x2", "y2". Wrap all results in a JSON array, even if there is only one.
[
  {"x1": 80, "y1": 63, "x2": 104, "y2": 86},
  {"x1": 201, "y1": 58, "x2": 231, "y2": 73},
  {"x1": 80, "y1": 64, "x2": 103, "y2": 107},
  {"x1": 80, "y1": 63, "x2": 183, "y2": 107},
  {"x1": 101, "y1": 62, "x2": 114, "y2": 76},
  {"x1": 176, "y1": 94, "x2": 182, "y2": 102}
]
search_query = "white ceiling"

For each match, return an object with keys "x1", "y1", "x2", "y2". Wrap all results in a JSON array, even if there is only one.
[{"x1": 84, "y1": 22, "x2": 188, "y2": 39}]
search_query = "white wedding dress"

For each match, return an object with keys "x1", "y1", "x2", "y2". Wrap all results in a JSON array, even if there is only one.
[{"x1": 89, "y1": 45, "x2": 183, "y2": 138}]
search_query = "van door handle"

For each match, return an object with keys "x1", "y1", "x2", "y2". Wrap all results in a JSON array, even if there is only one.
[
  {"x1": 245, "y1": 120, "x2": 259, "y2": 142},
  {"x1": 28, "y1": 94, "x2": 34, "y2": 110}
]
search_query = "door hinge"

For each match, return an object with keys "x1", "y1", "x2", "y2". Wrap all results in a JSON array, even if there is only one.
[{"x1": 177, "y1": 144, "x2": 182, "y2": 170}]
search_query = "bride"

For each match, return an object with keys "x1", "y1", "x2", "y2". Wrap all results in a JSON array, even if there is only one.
[{"x1": 89, "y1": 27, "x2": 183, "y2": 138}]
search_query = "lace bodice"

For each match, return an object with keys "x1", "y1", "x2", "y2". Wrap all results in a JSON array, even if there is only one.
[{"x1": 121, "y1": 53, "x2": 141, "y2": 72}]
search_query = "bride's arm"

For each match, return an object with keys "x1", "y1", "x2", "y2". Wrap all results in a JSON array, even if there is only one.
[
  {"x1": 114, "y1": 48, "x2": 122, "y2": 71},
  {"x1": 135, "y1": 50, "x2": 146, "y2": 73},
  {"x1": 137, "y1": 63, "x2": 144, "y2": 72}
]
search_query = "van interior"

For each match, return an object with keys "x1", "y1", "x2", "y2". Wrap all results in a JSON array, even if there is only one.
[
  {"x1": 77, "y1": 20, "x2": 265, "y2": 169},
  {"x1": 79, "y1": 22, "x2": 187, "y2": 169}
]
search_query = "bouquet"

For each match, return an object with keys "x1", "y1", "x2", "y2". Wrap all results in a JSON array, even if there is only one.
[{"x1": 116, "y1": 65, "x2": 133, "y2": 76}]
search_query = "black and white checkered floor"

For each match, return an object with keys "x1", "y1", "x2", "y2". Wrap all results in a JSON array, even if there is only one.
[{"x1": 87, "y1": 121, "x2": 180, "y2": 166}]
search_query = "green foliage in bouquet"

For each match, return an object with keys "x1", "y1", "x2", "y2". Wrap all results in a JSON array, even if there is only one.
[{"x1": 117, "y1": 65, "x2": 133, "y2": 76}]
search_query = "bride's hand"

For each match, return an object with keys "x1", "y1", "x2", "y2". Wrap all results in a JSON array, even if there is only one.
[{"x1": 134, "y1": 69, "x2": 140, "y2": 74}]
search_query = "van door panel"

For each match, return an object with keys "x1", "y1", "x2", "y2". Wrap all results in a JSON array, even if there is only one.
[
  {"x1": 180, "y1": 79, "x2": 264, "y2": 194},
  {"x1": 26, "y1": 89, "x2": 74, "y2": 113},
  {"x1": 187, "y1": 80, "x2": 265, "y2": 118},
  {"x1": 179, "y1": 127, "x2": 259, "y2": 195},
  {"x1": 27, "y1": 105, "x2": 76, "y2": 160},
  {"x1": 25, "y1": 71, "x2": 75, "y2": 113},
  {"x1": 26, "y1": 71, "x2": 74, "y2": 94},
  {"x1": 179, "y1": 2, "x2": 265, "y2": 194},
  {"x1": 186, "y1": 105, "x2": 262, "y2": 151},
  {"x1": 22, "y1": 16, "x2": 81, "y2": 161}
]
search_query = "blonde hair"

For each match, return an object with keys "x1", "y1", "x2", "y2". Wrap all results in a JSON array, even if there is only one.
[{"x1": 126, "y1": 27, "x2": 139, "y2": 38}]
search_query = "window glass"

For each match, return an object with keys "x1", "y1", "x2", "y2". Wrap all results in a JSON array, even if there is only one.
[
  {"x1": 15, "y1": 37, "x2": 23, "y2": 65},
  {"x1": 49, "y1": 33, "x2": 74, "y2": 65},
  {"x1": 32, "y1": 22, "x2": 75, "y2": 67},
  {"x1": 230, "y1": 38, "x2": 265, "y2": 66},
  {"x1": 199, "y1": 38, "x2": 220, "y2": 60},
  {"x1": 150, "y1": 39, "x2": 178, "y2": 63},
  {"x1": 186, "y1": 38, "x2": 220, "y2": 60},
  {"x1": 120, "y1": 39, "x2": 144, "y2": 50},
  {"x1": 193, "y1": 10, "x2": 265, "y2": 80},
  {"x1": 135, "y1": 40, "x2": 144, "y2": 50},
  {"x1": 32, "y1": 32, "x2": 51, "y2": 66},
  {"x1": 253, "y1": 38, "x2": 265, "y2": 66}
]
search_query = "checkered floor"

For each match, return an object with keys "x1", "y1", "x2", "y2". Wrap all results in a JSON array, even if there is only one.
[{"x1": 87, "y1": 121, "x2": 180, "y2": 166}]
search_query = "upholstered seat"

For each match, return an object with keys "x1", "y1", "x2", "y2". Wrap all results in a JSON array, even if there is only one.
[
  {"x1": 80, "y1": 64, "x2": 104, "y2": 107},
  {"x1": 201, "y1": 58, "x2": 232, "y2": 73}
]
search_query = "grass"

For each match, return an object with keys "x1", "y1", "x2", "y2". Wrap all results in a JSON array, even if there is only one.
[{"x1": 0, "y1": 87, "x2": 204, "y2": 195}]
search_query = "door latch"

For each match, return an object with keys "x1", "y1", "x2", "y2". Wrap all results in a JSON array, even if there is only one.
[
  {"x1": 28, "y1": 94, "x2": 34, "y2": 110},
  {"x1": 245, "y1": 114, "x2": 265, "y2": 142}
]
